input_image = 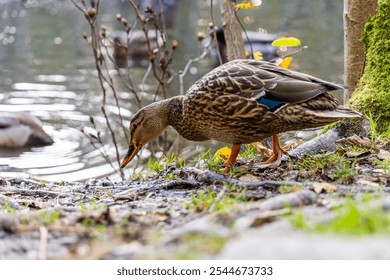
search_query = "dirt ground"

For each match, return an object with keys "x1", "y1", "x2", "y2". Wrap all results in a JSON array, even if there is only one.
[{"x1": 1, "y1": 130, "x2": 389, "y2": 260}]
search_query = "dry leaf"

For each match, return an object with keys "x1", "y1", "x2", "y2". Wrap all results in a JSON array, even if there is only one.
[
  {"x1": 313, "y1": 182, "x2": 337, "y2": 194},
  {"x1": 355, "y1": 179, "x2": 380, "y2": 187},
  {"x1": 336, "y1": 135, "x2": 376, "y2": 149},
  {"x1": 291, "y1": 185, "x2": 303, "y2": 192},
  {"x1": 239, "y1": 174, "x2": 260, "y2": 182},
  {"x1": 345, "y1": 150, "x2": 371, "y2": 158}
]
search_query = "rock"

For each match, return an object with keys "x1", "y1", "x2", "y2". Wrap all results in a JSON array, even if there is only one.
[
  {"x1": 218, "y1": 220, "x2": 390, "y2": 259},
  {"x1": 161, "y1": 217, "x2": 230, "y2": 244},
  {"x1": 104, "y1": 241, "x2": 144, "y2": 260},
  {"x1": 0, "y1": 178, "x2": 8, "y2": 186},
  {"x1": 258, "y1": 190, "x2": 317, "y2": 211},
  {"x1": 0, "y1": 214, "x2": 19, "y2": 233},
  {"x1": 383, "y1": 196, "x2": 390, "y2": 211},
  {"x1": 0, "y1": 194, "x2": 21, "y2": 210}
]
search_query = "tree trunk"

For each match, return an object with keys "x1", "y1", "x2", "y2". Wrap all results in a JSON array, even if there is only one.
[
  {"x1": 220, "y1": 0, "x2": 246, "y2": 61},
  {"x1": 343, "y1": 0, "x2": 377, "y2": 101},
  {"x1": 349, "y1": 0, "x2": 390, "y2": 136}
]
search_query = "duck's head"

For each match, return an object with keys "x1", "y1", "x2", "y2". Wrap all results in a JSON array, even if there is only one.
[{"x1": 120, "y1": 101, "x2": 170, "y2": 169}]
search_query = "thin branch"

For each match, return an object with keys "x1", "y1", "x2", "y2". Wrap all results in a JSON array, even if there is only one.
[
  {"x1": 210, "y1": 0, "x2": 223, "y2": 65},
  {"x1": 178, "y1": 47, "x2": 209, "y2": 95},
  {"x1": 141, "y1": 62, "x2": 153, "y2": 102},
  {"x1": 234, "y1": 9, "x2": 253, "y2": 58}
]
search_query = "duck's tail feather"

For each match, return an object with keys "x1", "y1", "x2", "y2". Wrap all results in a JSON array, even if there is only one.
[{"x1": 307, "y1": 106, "x2": 363, "y2": 119}]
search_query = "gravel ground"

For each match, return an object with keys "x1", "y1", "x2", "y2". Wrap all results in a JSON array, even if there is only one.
[{"x1": 1, "y1": 133, "x2": 389, "y2": 260}]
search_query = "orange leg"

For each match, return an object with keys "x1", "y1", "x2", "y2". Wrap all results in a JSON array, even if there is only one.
[
  {"x1": 257, "y1": 134, "x2": 288, "y2": 167},
  {"x1": 223, "y1": 144, "x2": 241, "y2": 173}
]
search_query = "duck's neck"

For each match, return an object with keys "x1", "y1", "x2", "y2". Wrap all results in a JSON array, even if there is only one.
[{"x1": 166, "y1": 95, "x2": 185, "y2": 128}]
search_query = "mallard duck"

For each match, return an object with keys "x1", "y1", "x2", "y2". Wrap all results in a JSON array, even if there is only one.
[
  {"x1": 0, "y1": 112, "x2": 54, "y2": 148},
  {"x1": 120, "y1": 59, "x2": 362, "y2": 172},
  {"x1": 111, "y1": 30, "x2": 163, "y2": 68}
]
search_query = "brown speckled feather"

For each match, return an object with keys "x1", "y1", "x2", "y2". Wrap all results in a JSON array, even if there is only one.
[
  {"x1": 188, "y1": 59, "x2": 344, "y2": 101},
  {"x1": 168, "y1": 59, "x2": 360, "y2": 144}
]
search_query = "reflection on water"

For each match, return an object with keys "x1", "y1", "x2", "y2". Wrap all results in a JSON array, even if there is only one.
[{"x1": 0, "y1": 0, "x2": 344, "y2": 181}]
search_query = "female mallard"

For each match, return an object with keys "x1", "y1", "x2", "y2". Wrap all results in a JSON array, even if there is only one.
[{"x1": 120, "y1": 59, "x2": 362, "y2": 172}]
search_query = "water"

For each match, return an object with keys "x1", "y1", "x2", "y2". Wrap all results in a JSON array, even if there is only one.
[{"x1": 0, "y1": 0, "x2": 344, "y2": 181}]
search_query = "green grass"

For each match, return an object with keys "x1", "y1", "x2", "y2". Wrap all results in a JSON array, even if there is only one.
[
  {"x1": 367, "y1": 111, "x2": 390, "y2": 141},
  {"x1": 240, "y1": 144, "x2": 258, "y2": 160},
  {"x1": 196, "y1": 145, "x2": 259, "y2": 175},
  {"x1": 189, "y1": 191, "x2": 217, "y2": 212},
  {"x1": 80, "y1": 217, "x2": 107, "y2": 232},
  {"x1": 147, "y1": 157, "x2": 165, "y2": 173},
  {"x1": 36, "y1": 211, "x2": 60, "y2": 225},
  {"x1": 367, "y1": 111, "x2": 381, "y2": 141},
  {"x1": 332, "y1": 159, "x2": 357, "y2": 183},
  {"x1": 291, "y1": 197, "x2": 390, "y2": 236},
  {"x1": 187, "y1": 187, "x2": 246, "y2": 213},
  {"x1": 297, "y1": 152, "x2": 339, "y2": 171},
  {"x1": 0, "y1": 203, "x2": 16, "y2": 214},
  {"x1": 147, "y1": 153, "x2": 184, "y2": 174},
  {"x1": 197, "y1": 149, "x2": 224, "y2": 173},
  {"x1": 321, "y1": 122, "x2": 338, "y2": 134},
  {"x1": 297, "y1": 152, "x2": 357, "y2": 183},
  {"x1": 77, "y1": 199, "x2": 104, "y2": 212},
  {"x1": 173, "y1": 233, "x2": 227, "y2": 259},
  {"x1": 130, "y1": 172, "x2": 146, "y2": 181},
  {"x1": 376, "y1": 158, "x2": 390, "y2": 175}
]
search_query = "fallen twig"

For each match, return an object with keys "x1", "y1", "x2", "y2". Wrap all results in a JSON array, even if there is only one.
[
  {"x1": 149, "y1": 180, "x2": 201, "y2": 192},
  {"x1": 2, "y1": 188, "x2": 74, "y2": 198},
  {"x1": 175, "y1": 167, "x2": 314, "y2": 189},
  {"x1": 39, "y1": 226, "x2": 48, "y2": 260},
  {"x1": 18, "y1": 224, "x2": 99, "y2": 234}
]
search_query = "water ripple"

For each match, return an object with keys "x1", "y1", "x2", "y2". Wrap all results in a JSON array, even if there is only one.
[{"x1": 12, "y1": 82, "x2": 67, "y2": 91}]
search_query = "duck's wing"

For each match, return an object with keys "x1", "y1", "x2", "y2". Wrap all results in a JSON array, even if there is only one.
[
  {"x1": 185, "y1": 60, "x2": 282, "y2": 128},
  {"x1": 187, "y1": 59, "x2": 344, "y2": 105}
]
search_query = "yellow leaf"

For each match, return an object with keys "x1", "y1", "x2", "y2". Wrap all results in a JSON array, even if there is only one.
[
  {"x1": 272, "y1": 37, "x2": 301, "y2": 47},
  {"x1": 235, "y1": 0, "x2": 257, "y2": 10},
  {"x1": 253, "y1": 51, "x2": 263, "y2": 60},
  {"x1": 214, "y1": 147, "x2": 239, "y2": 161},
  {"x1": 278, "y1": 56, "x2": 292, "y2": 69}
]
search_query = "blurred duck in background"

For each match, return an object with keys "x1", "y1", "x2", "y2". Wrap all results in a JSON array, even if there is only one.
[
  {"x1": 213, "y1": 28, "x2": 280, "y2": 64},
  {"x1": 111, "y1": 30, "x2": 163, "y2": 68},
  {"x1": 111, "y1": 0, "x2": 179, "y2": 68},
  {"x1": 0, "y1": 112, "x2": 53, "y2": 148}
]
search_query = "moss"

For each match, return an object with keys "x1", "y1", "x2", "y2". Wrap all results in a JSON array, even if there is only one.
[
  {"x1": 174, "y1": 233, "x2": 227, "y2": 259},
  {"x1": 291, "y1": 197, "x2": 390, "y2": 236},
  {"x1": 349, "y1": 0, "x2": 390, "y2": 135},
  {"x1": 187, "y1": 188, "x2": 246, "y2": 213}
]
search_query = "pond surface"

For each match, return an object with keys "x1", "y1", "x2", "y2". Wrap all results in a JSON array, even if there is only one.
[{"x1": 0, "y1": 0, "x2": 344, "y2": 181}]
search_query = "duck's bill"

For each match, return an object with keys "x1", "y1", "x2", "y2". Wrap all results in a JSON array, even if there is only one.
[{"x1": 120, "y1": 144, "x2": 142, "y2": 169}]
